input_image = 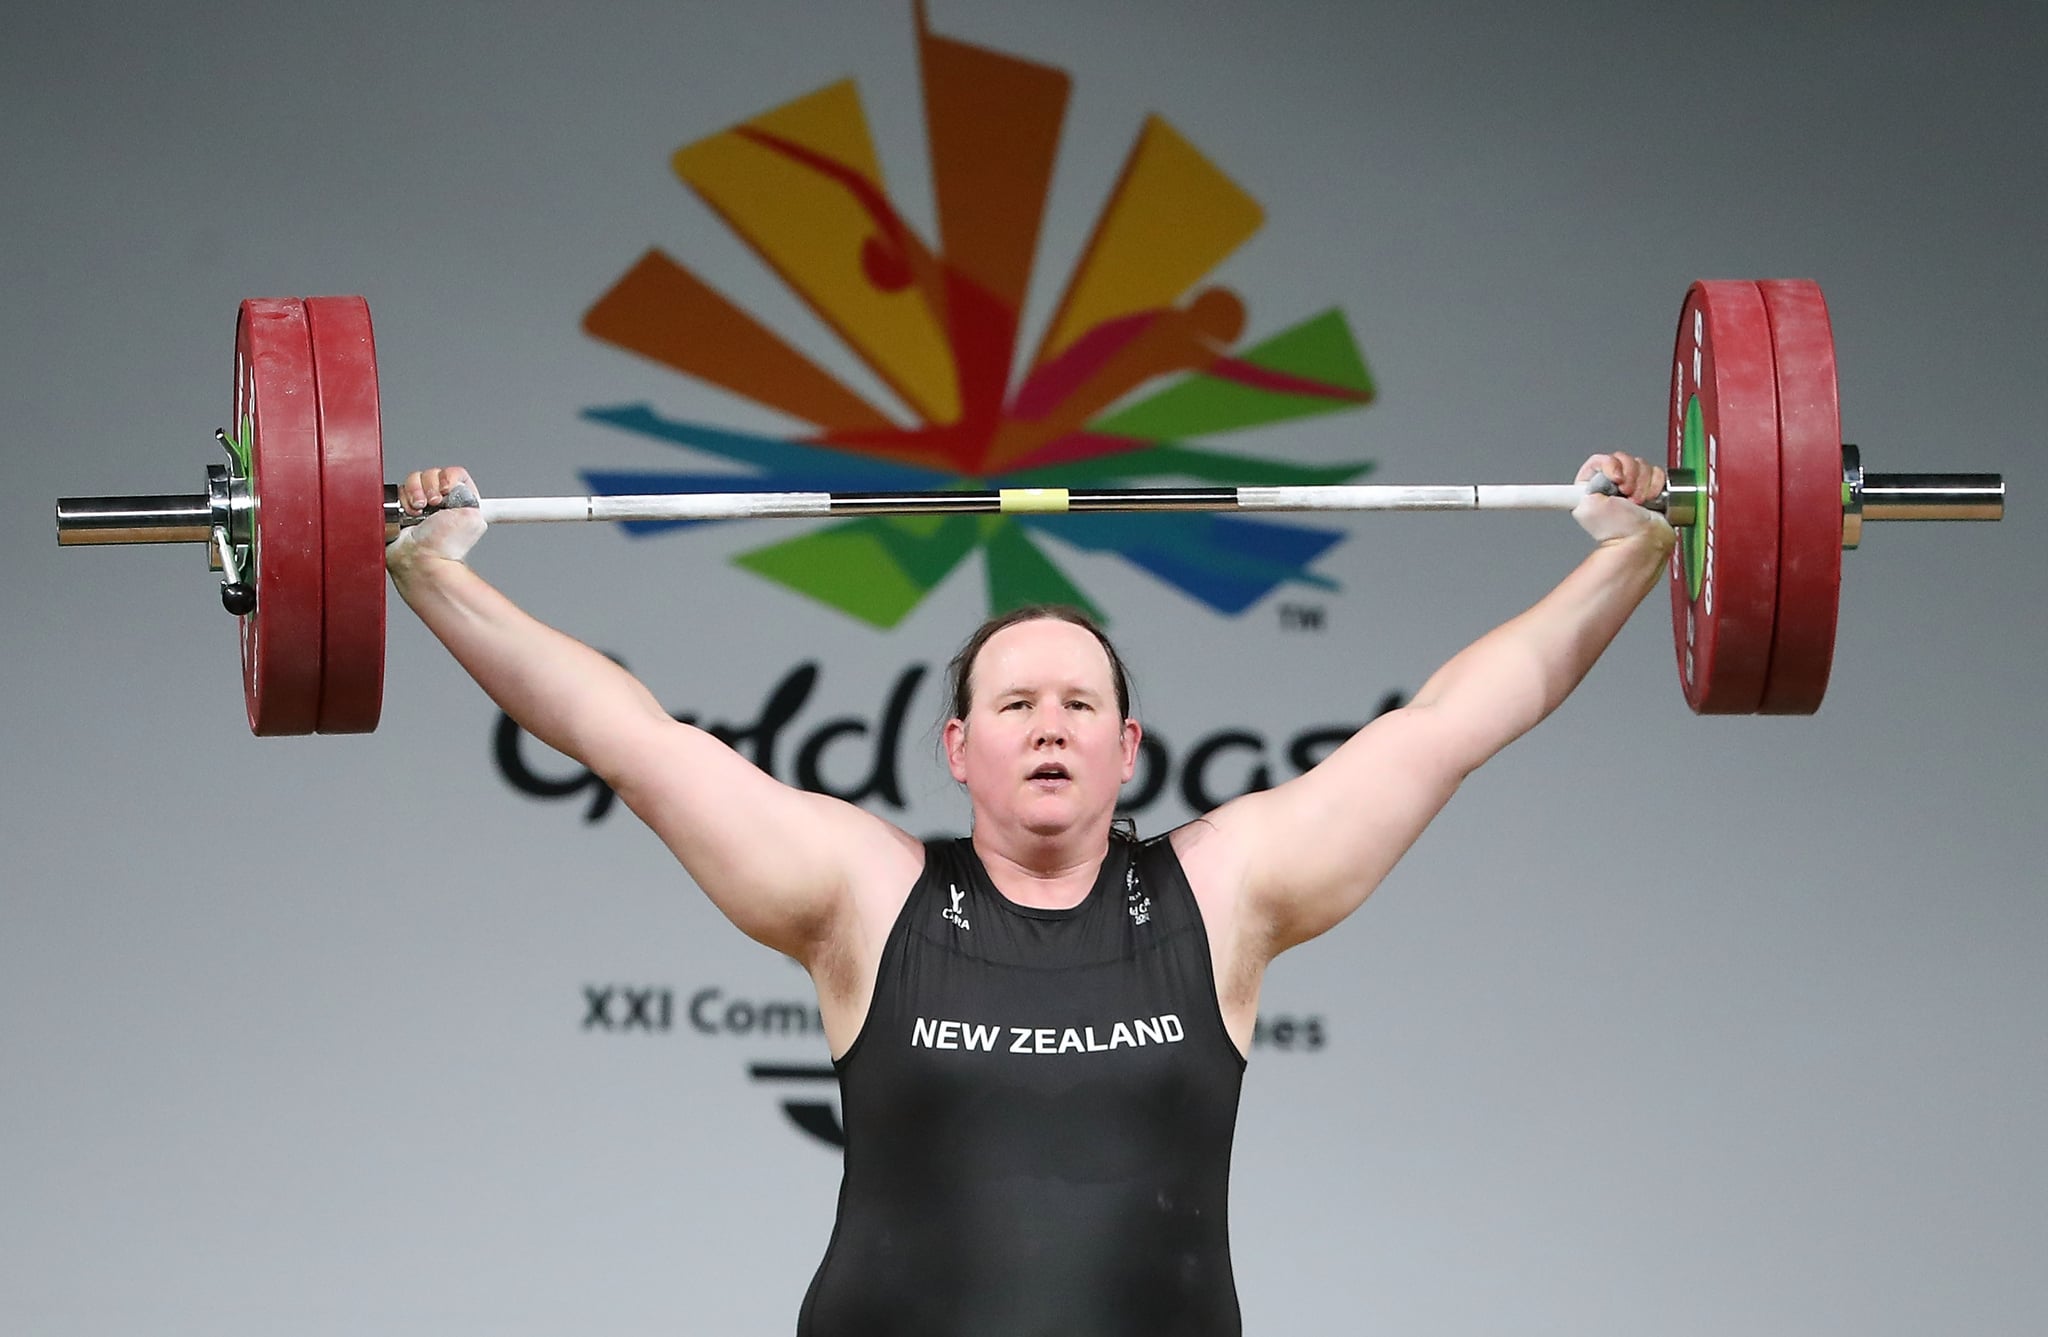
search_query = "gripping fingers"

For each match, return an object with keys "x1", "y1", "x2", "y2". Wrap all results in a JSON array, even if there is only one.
[
  {"x1": 1574, "y1": 452, "x2": 1674, "y2": 545},
  {"x1": 397, "y1": 467, "x2": 474, "y2": 515},
  {"x1": 388, "y1": 467, "x2": 488, "y2": 565},
  {"x1": 1579, "y1": 452, "x2": 1668, "y2": 506}
]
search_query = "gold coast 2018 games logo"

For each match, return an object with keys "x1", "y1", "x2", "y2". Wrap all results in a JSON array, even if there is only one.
[{"x1": 577, "y1": 3, "x2": 1378, "y2": 627}]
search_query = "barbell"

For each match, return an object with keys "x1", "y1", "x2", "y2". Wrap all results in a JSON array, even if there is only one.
[{"x1": 54, "y1": 281, "x2": 2004, "y2": 735}]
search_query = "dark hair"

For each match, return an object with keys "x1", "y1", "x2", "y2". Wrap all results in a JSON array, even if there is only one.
[{"x1": 944, "y1": 604, "x2": 1134, "y2": 723}]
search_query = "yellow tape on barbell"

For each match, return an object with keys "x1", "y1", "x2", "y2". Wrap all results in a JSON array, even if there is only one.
[{"x1": 998, "y1": 488, "x2": 1071, "y2": 514}]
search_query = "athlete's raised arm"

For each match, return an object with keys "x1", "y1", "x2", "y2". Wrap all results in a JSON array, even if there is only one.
[
  {"x1": 1177, "y1": 452, "x2": 1674, "y2": 981},
  {"x1": 385, "y1": 467, "x2": 922, "y2": 969}
]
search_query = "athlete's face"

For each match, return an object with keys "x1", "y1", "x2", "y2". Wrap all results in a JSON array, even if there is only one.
[{"x1": 944, "y1": 618, "x2": 1141, "y2": 840}]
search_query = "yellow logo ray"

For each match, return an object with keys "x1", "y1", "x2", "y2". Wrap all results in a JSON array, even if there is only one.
[
  {"x1": 673, "y1": 80, "x2": 962, "y2": 426},
  {"x1": 1032, "y1": 116, "x2": 1264, "y2": 369}
]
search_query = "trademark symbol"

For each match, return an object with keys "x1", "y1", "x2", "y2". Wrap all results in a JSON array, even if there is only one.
[{"x1": 1278, "y1": 603, "x2": 1326, "y2": 632}]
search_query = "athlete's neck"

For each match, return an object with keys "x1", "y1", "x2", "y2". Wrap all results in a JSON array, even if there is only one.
[{"x1": 970, "y1": 827, "x2": 1112, "y2": 910}]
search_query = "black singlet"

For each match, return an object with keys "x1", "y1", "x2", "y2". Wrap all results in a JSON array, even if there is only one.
[{"x1": 797, "y1": 834, "x2": 1248, "y2": 1337}]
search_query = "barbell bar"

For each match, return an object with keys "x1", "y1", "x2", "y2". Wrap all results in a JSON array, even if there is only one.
[
  {"x1": 52, "y1": 283, "x2": 2005, "y2": 734},
  {"x1": 56, "y1": 469, "x2": 2004, "y2": 541}
]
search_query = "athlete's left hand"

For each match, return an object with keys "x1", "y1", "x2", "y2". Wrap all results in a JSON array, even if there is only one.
[{"x1": 1573, "y1": 451, "x2": 1673, "y2": 547}]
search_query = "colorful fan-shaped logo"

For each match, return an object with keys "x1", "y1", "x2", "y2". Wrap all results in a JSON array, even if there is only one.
[{"x1": 580, "y1": 3, "x2": 1377, "y2": 628}]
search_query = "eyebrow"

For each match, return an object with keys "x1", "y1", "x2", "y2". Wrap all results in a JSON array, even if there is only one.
[{"x1": 990, "y1": 681, "x2": 1106, "y2": 704}]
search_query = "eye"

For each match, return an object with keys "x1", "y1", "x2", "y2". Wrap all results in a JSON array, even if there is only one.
[{"x1": 1066, "y1": 700, "x2": 1093, "y2": 711}]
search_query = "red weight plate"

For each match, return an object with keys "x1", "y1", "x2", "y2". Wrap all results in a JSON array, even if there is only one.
[
  {"x1": 1667, "y1": 280, "x2": 1780, "y2": 713},
  {"x1": 1756, "y1": 279, "x2": 1843, "y2": 715},
  {"x1": 236, "y1": 299, "x2": 325, "y2": 735},
  {"x1": 305, "y1": 296, "x2": 387, "y2": 733}
]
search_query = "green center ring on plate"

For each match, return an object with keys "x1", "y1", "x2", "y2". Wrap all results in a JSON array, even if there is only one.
[{"x1": 1679, "y1": 393, "x2": 1707, "y2": 600}]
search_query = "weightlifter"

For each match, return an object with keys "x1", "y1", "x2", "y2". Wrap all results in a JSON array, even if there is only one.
[{"x1": 386, "y1": 450, "x2": 1670, "y2": 1336}]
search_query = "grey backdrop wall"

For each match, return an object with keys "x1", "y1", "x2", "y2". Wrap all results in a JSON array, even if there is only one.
[{"x1": 4, "y1": 2, "x2": 2042, "y2": 1334}]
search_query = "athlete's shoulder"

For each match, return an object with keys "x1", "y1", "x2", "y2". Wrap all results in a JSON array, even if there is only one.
[{"x1": 919, "y1": 834, "x2": 976, "y2": 879}]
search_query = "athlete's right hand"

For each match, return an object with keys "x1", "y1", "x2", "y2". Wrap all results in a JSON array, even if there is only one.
[{"x1": 387, "y1": 466, "x2": 487, "y2": 568}]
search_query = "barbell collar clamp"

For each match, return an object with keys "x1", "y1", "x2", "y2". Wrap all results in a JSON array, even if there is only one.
[
  {"x1": 208, "y1": 524, "x2": 242, "y2": 585},
  {"x1": 1843, "y1": 444, "x2": 1865, "y2": 550}
]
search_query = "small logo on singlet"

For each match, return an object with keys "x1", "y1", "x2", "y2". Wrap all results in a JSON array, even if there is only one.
[
  {"x1": 942, "y1": 884, "x2": 971, "y2": 932},
  {"x1": 1125, "y1": 862, "x2": 1151, "y2": 927}
]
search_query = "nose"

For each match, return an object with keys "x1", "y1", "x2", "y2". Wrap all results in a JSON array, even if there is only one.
[{"x1": 1034, "y1": 712, "x2": 1069, "y2": 746}]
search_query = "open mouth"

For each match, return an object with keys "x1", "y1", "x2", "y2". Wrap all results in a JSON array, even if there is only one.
[{"x1": 1028, "y1": 763, "x2": 1071, "y2": 783}]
